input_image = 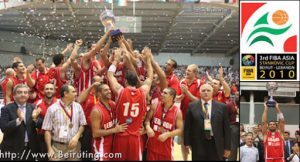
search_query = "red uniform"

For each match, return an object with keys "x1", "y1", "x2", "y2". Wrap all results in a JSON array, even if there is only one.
[
  {"x1": 264, "y1": 131, "x2": 284, "y2": 162},
  {"x1": 113, "y1": 87, "x2": 147, "y2": 161},
  {"x1": 81, "y1": 93, "x2": 98, "y2": 126},
  {"x1": 166, "y1": 72, "x2": 180, "y2": 95},
  {"x1": 114, "y1": 62, "x2": 127, "y2": 87},
  {"x1": 34, "y1": 97, "x2": 57, "y2": 134},
  {"x1": 213, "y1": 90, "x2": 229, "y2": 104},
  {"x1": 92, "y1": 101, "x2": 115, "y2": 161},
  {"x1": 48, "y1": 67, "x2": 68, "y2": 98},
  {"x1": 136, "y1": 59, "x2": 146, "y2": 81},
  {"x1": 150, "y1": 85, "x2": 161, "y2": 103},
  {"x1": 77, "y1": 60, "x2": 97, "y2": 94},
  {"x1": 1, "y1": 77, "x2": 11, "y2": 105},
  {"x1": 178, "y1": 78, "x2": 203, "y2": 120},
  {"x1": 147, "y1": 102, "x2": 180, "y2": 160},
  {"x1": 31, "y1": 69, "x2": 50, "y2": 101}
]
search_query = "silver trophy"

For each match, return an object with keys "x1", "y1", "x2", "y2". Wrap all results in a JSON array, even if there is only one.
[
  {"x1": 266, "y1": 82, "x2": 278, "y2": 108},
  {"x1": 100, "y1": 9, "x2": 122, "y2": 42}
]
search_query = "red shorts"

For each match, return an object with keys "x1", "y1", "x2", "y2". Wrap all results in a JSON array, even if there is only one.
[
  {"x1": 147, "y1": 149, "x2": 172, "y2": 161},
  {"x1": 112, "y1": 135, "x2": 142, "y2": 161},
  {"x1": 266, "y1": 158, "x2": 284, "y2": 162}
]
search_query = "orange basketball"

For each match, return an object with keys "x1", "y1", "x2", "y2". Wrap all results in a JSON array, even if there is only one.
[{"x1": 272, "y1": 10, "x2": 289, "y2": 25}]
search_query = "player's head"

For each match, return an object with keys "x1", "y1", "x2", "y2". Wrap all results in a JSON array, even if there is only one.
[
  {"x1": 210, "y1": 79, "x2": 222, "y2": 94},
  {"x1": 96, "y1": 84, "x2": 111, "y2": 101},
  {"x1": 164, "y1": 59, "x2": 177, "y2": 73},
  {"x1": 44, "y1": 83, "x2": 55, "y2": 100},
  {"x1": 200, "y1": 84, "x2": 213, "y2": 102},
  {"x1": 92, "y1": 75, "x2": 102, "y2": 84},
  {"x1": 268, "y1": 121, "x2": 278, "y2": 132},
  {"x1": 12, "y1": 62, "x2": 26, "y2": 74},
  {"x1": 125, "y1": 70, "x2": 138, "y2": 87},
  {"x1": 35, "y1": 57, "x2": 46, "y2": 72},
  {"x1": 161, "y1": 87, "x2": 176, "y2": 104},
  {"x1": 5, "y1": 68, "x2": 15, "y2": 77},
  {"x1": 152, "y1": 73, "x2": 160, "y2": 87},
  {"x1": 185, "y1": 64, "x2": 198, "y2": 80},
  {"x1": 292, "y1": 142, "x2": 299, "y2": 155},
  {"x1": 52, "y1": 54, "x2": 65, "y2": 66}
]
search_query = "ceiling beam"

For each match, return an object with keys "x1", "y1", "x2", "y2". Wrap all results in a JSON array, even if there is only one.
[
  {"x1": 157, "y1": 3, "x2": 183, "y2": 53},
  {"x1": 191, "y1": 10, "x2": 234, "y2": 55},
  {"x1": 225, "y1": 45, "x2": 239, "y2": 56}
]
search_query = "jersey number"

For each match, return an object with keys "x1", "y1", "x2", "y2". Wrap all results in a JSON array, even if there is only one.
[{"x1": 123, "y1": 102, "x2": 139, "y2": 117}]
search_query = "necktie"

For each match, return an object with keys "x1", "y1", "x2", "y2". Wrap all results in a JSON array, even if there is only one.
[
  {"x1": 204, "y1": 103, "x2": 209, "y2": 119},
  {"x1": 203, "y1": 102, "x2": 211, "y2": 140}
]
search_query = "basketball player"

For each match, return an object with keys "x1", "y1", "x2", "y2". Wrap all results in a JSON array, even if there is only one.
[
  {"x1": 90, "y1": 84, "x2": 128, "y2": 161},
  {"x1": 145, "y1": 87, "x2": 183, "y2": 160},
  {"x1": 262, "y1": 102, "x2": 285, "y2": 162},
  {"x1": 107, "y1": 47, "x2": 153, "y2": 161}
]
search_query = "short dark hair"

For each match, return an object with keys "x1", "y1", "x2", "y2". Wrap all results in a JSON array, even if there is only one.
[
  {"x1": 169, "y1": 59, "x2": 177, "y2": 69},
  {"x1": 36, "y1": 57, "x2": 45, "y2": 63},
  {"x1": 87, "y1": 43, "x2": 93, "y2": 50},
  {"x1": 284, "y1": 131, "x2": 290, "y2": 135},
  {"x1": 52, "y1": 54, "x2": 64, "y2": 66},
  {"x1": 60, "y1": 84, "x2": 70, "y2": 98},
  {"x1": 268, "y1": 121, "x2": 278, "y2": 126},
  {"x1": 96, "y1": 84, "x2": 107, "y2": 93},
  {"x1": 166, "y1": 87, "x2": 176, "y2": 101},
  {"x1": 12, "y1": 62, "x2": 22, "y2": 69},
  {"x1": 125, "y1": 71, "x2": 138, "y2": 86}
]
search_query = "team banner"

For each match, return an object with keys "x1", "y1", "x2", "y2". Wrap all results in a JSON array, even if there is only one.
[{"x1": 240, "y1": 0, "x2": 299, "y2": 81}]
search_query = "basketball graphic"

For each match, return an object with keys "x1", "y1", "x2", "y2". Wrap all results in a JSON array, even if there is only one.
[{"x1": 272, "y1": 10, "x2": 289, "y2": 25}]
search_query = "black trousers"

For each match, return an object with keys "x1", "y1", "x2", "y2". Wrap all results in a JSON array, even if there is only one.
[
  {"x1": 228, "y1": 124, "x2": 239, "y2": 161},
  {"x1": 37, "y1": 133, "x2": 48, "y2": 161},
  {"x1": 80, "y1": 125, "x2": 92, "y2": 161},
  {"x1": 192, "y1": 137, "x2": 224, "y2": 161}
]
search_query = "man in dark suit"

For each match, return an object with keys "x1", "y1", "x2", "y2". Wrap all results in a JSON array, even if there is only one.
[
  {"x1": 184, "y1": 83, "x2": 231, "y2": 161},
  {"x1": 284, "y1": 131, "x2": 294, "y2": 162},
  {"x1": 0, "y1": 84, "x2": 39, "y2": 161}
]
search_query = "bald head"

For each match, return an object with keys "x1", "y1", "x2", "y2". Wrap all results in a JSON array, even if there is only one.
[
  {"x1": 200, "y1": 84, "x2": 213, "y2": 102},
  {"x1": 5, "y1": 68, "x2": 15, "y2": 77}
]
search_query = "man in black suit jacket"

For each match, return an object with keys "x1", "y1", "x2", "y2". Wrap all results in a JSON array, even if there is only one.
[
  {"x1": 184, "y1": 83, "x2": 231, "y2": 161},
  {"x1": 284, "y1": 131, "x2": 294, "y2": 162},
  {"x1": 0, "y1": 84, "x2": 39, "y2": 161}
]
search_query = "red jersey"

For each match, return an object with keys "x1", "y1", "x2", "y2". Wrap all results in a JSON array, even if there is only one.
[
  {"x1": 77, "y1": 60, "x2": 96, "y2": 94},
  {"x1": 81, "y1": 93, "x2": 98, "y2": 126},
  {"x1": 1, "y1": 77, "x2": 11, "y2": 105},
  {"x1": 178, "y1": 78, "x2": 203, "y2": 120},
  {"x1": 114, "y1": 62, "x2": 127, "y2": 87},
  {"x1": 136, "y1": 59, "x2": 146, "y2": 81},
  {"x1": 147, "y1": 102, "x2": 179, "y2": 159},
  {"x1": 92, "y1": 101, "x2": 115, "y2": 161},
  {"x1": 31, "y1": 69, "x2": 49, "y2": 100},
  {"x1": 264, "y1": 131, "x2": 284, "y2": 160},
  {"x1": 48, "y1": 67, "x2": 68, "y2": 98},
  {"x1": 115, "y1": 87, "x2": 147, "y2": 136},
  {"x1": 213, "y1": 90, "x2": 229, "y2": 104},
  {"x1": 166, "y1": 72, "x2": 180, "y2": 95},
  {"x1": 150, "y1": 85, "x2": 162, "y2": 103},
  {"x1": 34, "y1": 97, "x2": 57, "y2": 134}
]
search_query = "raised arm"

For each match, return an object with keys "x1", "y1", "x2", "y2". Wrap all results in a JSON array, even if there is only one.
[
  {"x1": 61, "y1": 39, "x2": 82, "y2": 72},
  {"x1": 61, "y1": 43, "x2": 73, "y2": 56},
  {"x1": 140, "y1": 47, "x2": 153, "y2": 95},
  {"x1": 275, "y1": 102, "x2": 285, "y2": 135},
  {"x1": 218, "y1": 66, "x2": 230, "y2": 97},
  {"x1": 99, "y1": 37, "x2": 112, "y2": 69},
  {"x1": 5, "y1": 79, "x2": 13, "y2": 105},
  {"x1": 107, "y1": 49, "x2": 123, "y2": 95},
  {"x1": 150, "y1": 55, "x2": 167, "y2": 90},
  {"x1": 26, "y1": 64, "x2": 36, "y2": 88},
  {"x1": 77, "y1": 82, "x2": 100, "y2": 104},
  {"x1": 262, "y1": 102, "x2": 268, "y2": 136}
]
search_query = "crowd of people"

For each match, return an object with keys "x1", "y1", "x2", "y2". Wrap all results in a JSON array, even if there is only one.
[
  {"x1": 240, "y1": 104, "x2": 300, "y2": 162},
  {"x1": 0, "y1": 30, "x2": 239, "y2": 161}
]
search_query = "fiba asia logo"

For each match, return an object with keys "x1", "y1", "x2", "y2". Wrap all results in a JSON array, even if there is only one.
[{"x1": 241, "y1": 2, "x2": 298, "y2": 53}]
